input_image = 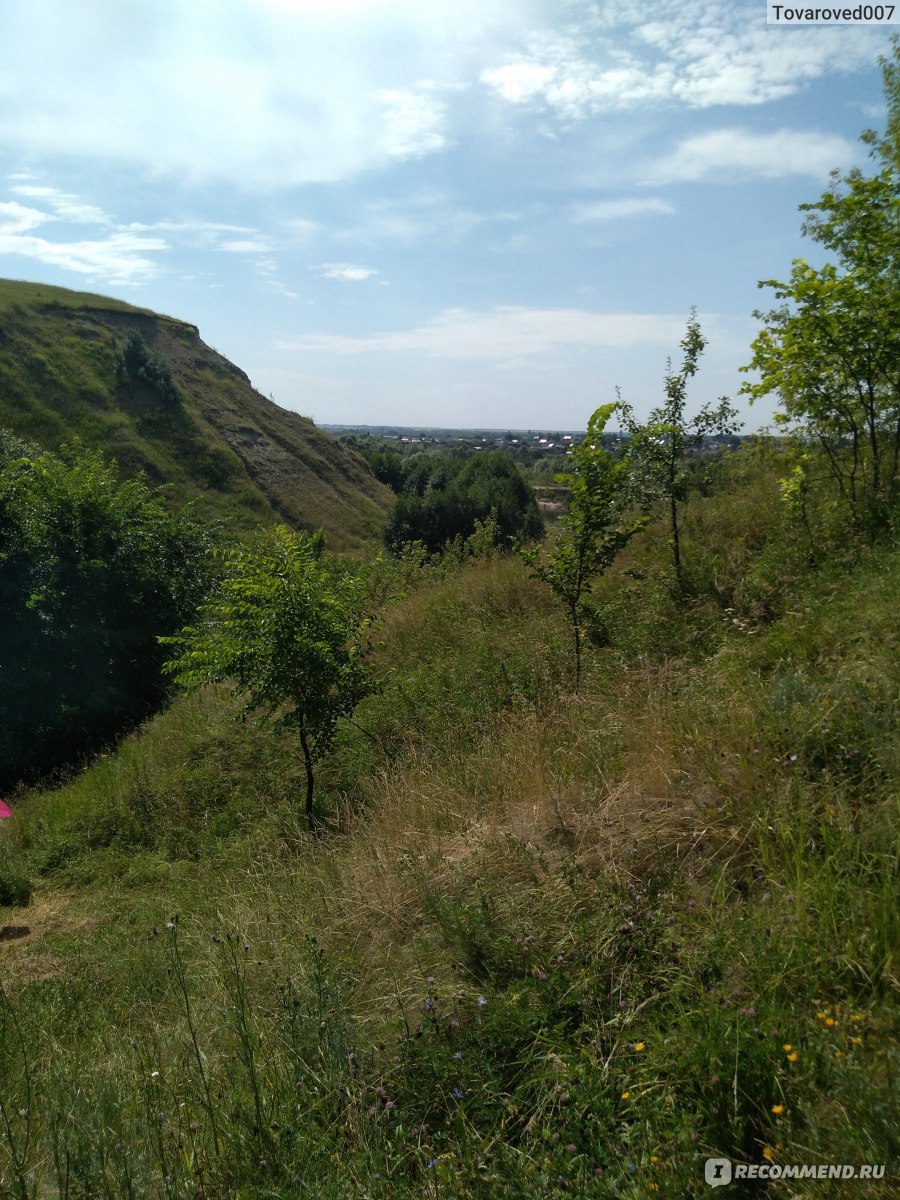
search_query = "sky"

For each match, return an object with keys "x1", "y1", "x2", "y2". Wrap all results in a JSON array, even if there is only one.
[{"x1": 0, "y1": 1, "x2": 896, "y2": 432}]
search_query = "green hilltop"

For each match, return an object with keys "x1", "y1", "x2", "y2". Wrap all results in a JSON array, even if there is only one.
[{"x1": 0, "y1": 278, "x2": 392, "y2": 549}]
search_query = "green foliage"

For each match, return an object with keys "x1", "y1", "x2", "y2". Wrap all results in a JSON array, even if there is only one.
[
  {"x1": 162, "y1": 526, "x2": 374, "y2": 824},
  {"x1": 0, "y1": 439, "x2": 211, "y2": 788},
  {"x1": 742, "y1": 39, "x2": 900, "y2": 538},
  {"x1": 384, "y1": 450, "x2": 543, "y2": 554},
  {"x1": 115, "y1": 329, "x2": 181, "y2": 405},
  {"x1": 524, "y1": 403, "x2": 647, "y2": 683},
  {"x1": 620, "y1": 312, "x2": 741, "y2": 581}
]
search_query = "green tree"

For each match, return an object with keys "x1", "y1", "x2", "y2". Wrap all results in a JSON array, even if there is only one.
[
  {"x1": 383, "y1": 450, "x2": 542, "y2": 555},
  {"x1": 0, "y1": 437, "x2": 211, "y2": 787},
  {"x1": 162, "y1": 526, "x2": 374, "y2": 826},
  {"x1": 620, "y1": 312, "x2": 740, "y2": 582},
  {"x1": 523, "y1": 403, "x2": 646, "y2": 685},
  {"x1": 742, "y1": 39, "x2": 900, "y2": 537}
]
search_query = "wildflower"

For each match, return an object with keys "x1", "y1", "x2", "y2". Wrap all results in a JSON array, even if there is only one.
[
  {"x1": 537, "y1": 969, "x2": 548, "y2": 982},
  {"x1": 816, "y1": 1011, "x2": 826, "y2": 1020},
  {"x1": 650, "y1": 1155, "x2": 660, "y2": 1164},
  {"x1": 621, "y1": 1091, "x2": 630, "y2": 1100},
  {"x1": 426, "y1": 975, "x2": 435, "y2": 985},
  {"x1": 687, "y1": 898, "x2": 697, "y2": 908},
  {"x1": 453, "y1": 1051, "x2": 463, "y2": 1060},
  {"x1": 567, "y1": 1143, "x2": 577, "y2": 1153},
  {"x1": 384, "y1": 1099, "x2": 395, "y2": 1111},
  {"x1": 771, "y1": 1105, "x2": 784, "y2": 1115},
  {"x1": 824, "y1": 1016, "x2": 836, "y2": 1027},
  {"x1": 763, "y1": 1146, "x2": 775, "y2": 1162},
  {"x1": 787, "y1": 1051, "x2": 799, "y2": 1063},
  {"x1": 850, "y1": 1014, "x2": 862, "y2": 1023},
  {"x1": 423, "y1": 999, "x2": 435, "y2": 1012},
  {"x1": 452, "y1": 1087, "x2": 463, "y2": 1100},
  {"x1": 782, "y1": 1044, "x2": 793, "y2": 1052},
  {"x1": 477, "y1": 996, "x2": 487, "y2": 1006},
  {"x1": 834, "y1": 1050, "x2": 844, "y2": 1058},
  {"x1": 850, "y1": 1036, "x2": 863, "y2": 1045},
  {"x1": 633, "y1": 1042, "x2": 646, "y2": 1052},
  {"x1": 739, "y1": 1007, "x2": 757, "y2": 1019}
]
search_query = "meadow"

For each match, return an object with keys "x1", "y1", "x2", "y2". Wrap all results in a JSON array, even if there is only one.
[{"x1": 0, "y1": 447, "x2": 896, "y2": 1198}]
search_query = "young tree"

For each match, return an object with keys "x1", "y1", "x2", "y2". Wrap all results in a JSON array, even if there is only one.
[
  {"x1": 619, "y1": 312, "x2": 740, "y2": 582},
  {"x1": 523, "y1": 403, "x2": 646, "y2": 686},
  {"x1": 161, "y1": 526, "x2": 373, "y2": 827},
  {"x1": 742, "y1": 39, "x2": 900, "y2": 537}
]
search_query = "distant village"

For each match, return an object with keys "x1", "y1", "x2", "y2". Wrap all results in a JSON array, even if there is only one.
[{"x1": 324, "y1": 424, "x2": 745, "y2": 457}]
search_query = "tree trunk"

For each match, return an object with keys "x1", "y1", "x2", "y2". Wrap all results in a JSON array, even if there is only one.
[
  {"x1": 670, "y1": 490, "x2": 681, "y2": 581},
  {"x1": 299, "y1": 727, "x2": 315, "y2": 828}
]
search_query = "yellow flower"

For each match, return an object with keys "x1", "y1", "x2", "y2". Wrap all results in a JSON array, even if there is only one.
[
  {"x1": 824, "y1": 1017, "x2": 836, "y2": 1028},
  {"x1": 648, "y1": 1184, "x2": 659, "y2": 1192},
  {"x1": 621, "y1": 1091, "x2": 630, "y2": 1100},
  {"x1": 771, "y1": 1104, "x2": 784, "y2": 1115},
  {"x1": 851, "y1": 1014, "x2": 862, "y2": 1023},
  {"x1": 787, "y1": 1051, "x2": 799, "y2": 1063},
  {"x1": 650, "y1": 1155, "x2": 660, "y2": 1164},
  {"x1": 834, "y1": 1050, "x2": 844, "y2": 1058},
  {"x1": 634, "y1": 1042, "x2": 646, "y2": 1052},
  {"x1": 782, "y1": 1044, "x2": 793, "y2": 1052},
  {"x1": 763, "y1": 1146, "x2": 775, "y2": 1161},
  {"x1": 816, "y1": 1011, "x2": 826, "y2": 1020},
  {"x1": 851, "y1": 1036, "x2": 863, "y2": 1045}
]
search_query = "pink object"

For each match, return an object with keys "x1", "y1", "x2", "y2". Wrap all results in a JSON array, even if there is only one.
[{"x1": 0, "y1": 800, "x2": 12, "y2": 819}]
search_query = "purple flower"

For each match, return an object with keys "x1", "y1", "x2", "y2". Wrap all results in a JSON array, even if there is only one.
[
  {"x1": 739, "y1": 1007, "x2": 757, "y2": 1019},
  {"x1": 453, "y1": 1051, "x2": 463, "y2": 1060},
  {"x1": 452, "y1": 1087, "x2": 463, "y2": 1100},
  {"x1": 477, "y1": 996, "x2": 487, "y2": 1006}
]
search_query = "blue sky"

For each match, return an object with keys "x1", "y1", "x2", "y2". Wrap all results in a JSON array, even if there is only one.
[{"x1": 0, "y1": 1, "x2": 895, "y2": 431}]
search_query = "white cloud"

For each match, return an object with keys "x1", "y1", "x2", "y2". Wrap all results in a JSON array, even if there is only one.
[
  {"x1": 572, "y1": 197, "x2": 674, "y2": 222},
  {"x1": 0, "y1": 0, "x2": 524, "y2": 186},
  {"x1": 644, "y1": 128, "x2": 854, "y2": 184},
  {"x1": 480, "y1": 6, "x2": 883, "y2": 119},
  {"x1": 10, "y1": 184, "x2": 110, "y2": 224},
  {"x1": 280, "y1": 305, "x2": 693, "y2": 358},
  {"x1": 217, "y1": 237, "x2": 274, "y2": 253},
  {"x1": 377, "y1": 89, "x2": 448, "y2": 158},
  {"x1": 315, "y1": 262, "x2": 379, "y2": 281},
  {"x1": 0, "y1": 201, "x2": 52, "y2": 235},
  {"x1": 0, "y1": 230, "x2": 167, "y2": 284}
]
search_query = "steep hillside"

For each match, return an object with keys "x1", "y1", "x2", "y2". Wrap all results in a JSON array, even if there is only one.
[{"x1": 0, "y1": 279, "x2": 392, "y2": 549}]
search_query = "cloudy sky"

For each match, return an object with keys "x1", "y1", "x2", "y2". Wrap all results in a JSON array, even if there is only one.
[{"x1": 0, "y1": 1, "x2": 895, "y2": 430}]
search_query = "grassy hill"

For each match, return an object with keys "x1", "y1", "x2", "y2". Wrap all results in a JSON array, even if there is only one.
[
  {"x1": 0, "y1": 460, "x2": 895, "y2": 1197},
  {"x1": 0, "y1": 278, "x2": 392, "y2": 549}
]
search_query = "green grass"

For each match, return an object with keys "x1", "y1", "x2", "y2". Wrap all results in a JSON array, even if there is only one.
[{"x1": 0, "y1": 469, "x2": 897, "y2": 1197}]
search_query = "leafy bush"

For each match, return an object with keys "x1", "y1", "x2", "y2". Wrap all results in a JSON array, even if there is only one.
[
  {"x1": 115, "y1": 329, "x2": 181, "y2": 405},
  {"x1": 0, "y1": 440, "x2": 212, "y2": 787}
]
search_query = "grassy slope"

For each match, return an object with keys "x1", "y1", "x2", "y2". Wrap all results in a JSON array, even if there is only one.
[
  {"x1": 0, "y1": 278, "x2": 392, "y2": 549},
  {"x1": 0, "y1": 464, "x2": 897, "y2": 1197}
]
